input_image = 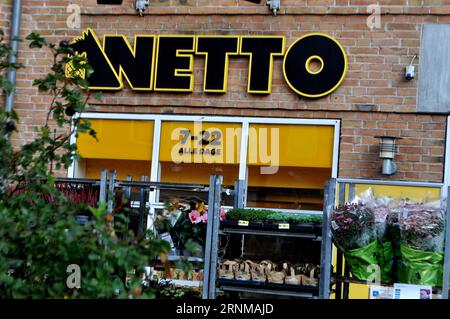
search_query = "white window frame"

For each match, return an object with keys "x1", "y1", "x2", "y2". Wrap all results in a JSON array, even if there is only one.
[{"x1": 68, "y1": 113, "x2": 340, "y2": 217}]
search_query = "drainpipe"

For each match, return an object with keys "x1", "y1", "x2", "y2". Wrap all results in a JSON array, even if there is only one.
[{"x1": 5, "y1": 0, "x2": 22, "y2": 112}]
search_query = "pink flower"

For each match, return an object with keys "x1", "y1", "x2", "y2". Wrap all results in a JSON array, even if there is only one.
[
  {"x1": 189, "y1": 210, "x2": 201, "y2": 224},
  {"x1": 201, "y1": 212, "x2": 208, "y2": 224},
  {"x1": 220, "y1": 208, "x2": 227, "y2": 221}
]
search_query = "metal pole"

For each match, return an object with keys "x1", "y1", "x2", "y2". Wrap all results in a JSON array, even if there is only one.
[
  {"x1": 343, "y1": 183, "x2": 355, "y2": 299},
  {"x1": 442, "y1": 186, "x2": 450, "y2": 299},
  {"x1": 123, "y1": 175, "x2": 133, "y2": 231},
  {"x1": 99, "y1": 169, "x2": 108, "y2": 203},
  {"x1": 208, "y1": 175, "x2": 222, "y2": 299},
  {"x1": 202, "y1": 175, "x2": 217, "y2": 299},
  {"x1": 234, "y1": 179, "x2": 245, "y2": 209},
  {"x1": 138, "y1": 176, "x2": 148, "y2": 237},
  {"x1": 349, "y1": 183, "x2": 356, "y2": 202},
  {"x1": 319, "y1": 178, "x2": 336, "y2": 299},
  {"x1": 5, "y1": 0, "x2": 22, "y2": 112},
  {"x1": 124, "y1": 175, "x2": 133, "y2": 200},
  {"x1": 336, "y1": 178, "x2": 442, "y2": 188},
  {"x1": 336, "y1": 250, "x2": 343, "y2": 299},
  {"x1": 335, "y1": 182, "x2": 346, "y2": 299},
  {"x1": 107, "y1": 170, "x2": 116, "y2": 214}
]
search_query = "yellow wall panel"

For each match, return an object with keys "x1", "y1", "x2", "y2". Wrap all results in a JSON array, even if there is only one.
[
  {"x1": 354, "y1": 184, "x2": 441, "y2": 202},
  {"x1": 77, "y1": 119, "x2": 154, "y2": 160}
]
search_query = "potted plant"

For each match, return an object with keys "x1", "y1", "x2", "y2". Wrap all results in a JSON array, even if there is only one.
[
  {"x1": 222, "y1": 208, "x2": 272, "y2": 229},
  {"x1": 265, "y1": 212, "x2": 322, "y2": 233}
]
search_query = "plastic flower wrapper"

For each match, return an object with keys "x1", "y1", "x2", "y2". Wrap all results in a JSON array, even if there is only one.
[
  {"x1": 166, "y1": 200, "x2": 191, "y2": 227},
  {"x1": 354, "y1": 188, "x2": 400, "y2": 284},
  {"x1": 387, "y1": 201, "x2": 401, "y2": 244},
  {"x1": 354, "y1": 188, "x2": 392, "y2": 241}
]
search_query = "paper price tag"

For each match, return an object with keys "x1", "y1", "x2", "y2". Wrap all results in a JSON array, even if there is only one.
[
  {"x1": 238, "y1": 220, "x2": 249, "y2": 226},
  {"x1": 278, "y1": 223, "x2": 290, "y2": 229}
]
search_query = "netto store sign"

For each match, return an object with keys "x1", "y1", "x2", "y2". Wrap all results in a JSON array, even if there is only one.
[{"x1": 67, "y1": 29, "x2": 348, "y2": 98}]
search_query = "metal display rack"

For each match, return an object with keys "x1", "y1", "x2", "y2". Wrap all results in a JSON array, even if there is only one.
[{"x1": 202, "y1": 177, "x2": 333, "y2": 299}]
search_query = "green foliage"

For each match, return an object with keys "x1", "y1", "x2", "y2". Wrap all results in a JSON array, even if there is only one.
[
  {"x1": 225, "y1": 208, "x2": 275, "y2": 222},
  {"x1": 0, "y1": 30, "x2": 23, "y2": 95},
  {"x1": 265, "y1": 212, "x2": 323, "y2": 225},
  {"x1": 26, "y1": 32, "x2": 49, "y2": 49},
  {"x1": 0, "y1": 30, "x2": 170, "y2": 299},
  {"x1": 226, "y1": 208, "x2": 322, "y2": 225},
  {"x1": 151, "y1": 281, "x2": 201, "y2": 299},
  {"x1": 0, "y1": 197, "x2": 170, "y2": 298}
]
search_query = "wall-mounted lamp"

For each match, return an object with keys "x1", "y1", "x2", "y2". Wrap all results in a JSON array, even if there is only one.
[{"x1": 375, "y1": 135, "x2": 402, "y2": 175}]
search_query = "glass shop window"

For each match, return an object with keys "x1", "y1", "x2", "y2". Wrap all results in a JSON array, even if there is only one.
[
  {"x1": 158, "y1": 121, "x2": 242, "y2": 206},
  {"x1": 246, "y1": 124, "x2": 335, "y2": 211}
]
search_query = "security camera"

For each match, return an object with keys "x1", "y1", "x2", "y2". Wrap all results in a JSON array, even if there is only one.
[
  {"x1": 266, "y1": 0, "x2": 280, "y2": 15},
  {"x1": 405, "y1": 65, "x2": 415, "y2": 81},
  {"x1": 405, "y1": 55, "x2": 416, "y2": 81},
  {"x1": 135, "y1": 0, "x2": 149, "y2": 16}
]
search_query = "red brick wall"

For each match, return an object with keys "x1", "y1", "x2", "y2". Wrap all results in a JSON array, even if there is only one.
[
  {"x1": 0, "y1": 1, "x2": 11, "y2": 34},
  {"x1": 0, "y1": 1, "x2": 12, "y2": 108},
  {"x1": 6, "y1": 1, "x2": 450, "y2": 182}
]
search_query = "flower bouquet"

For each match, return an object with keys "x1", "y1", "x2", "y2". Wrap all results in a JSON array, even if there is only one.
[
  {"x1": 330, "y1": 202, "x2": 378, "y2": 281},
  {"x1": 398, "y1": 201, "x2": 445, "y2": 286},
  {"x1": 356, "y1": 188, "x2": 396, "y2": 284},
  {"x1": 155, "y1": 200, "x2": 227, "y2": 257}
]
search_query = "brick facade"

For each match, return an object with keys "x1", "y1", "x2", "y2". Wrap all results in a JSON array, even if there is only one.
[{"x1": 2, "y1": 1, "x2": 450, "y2": 182}]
